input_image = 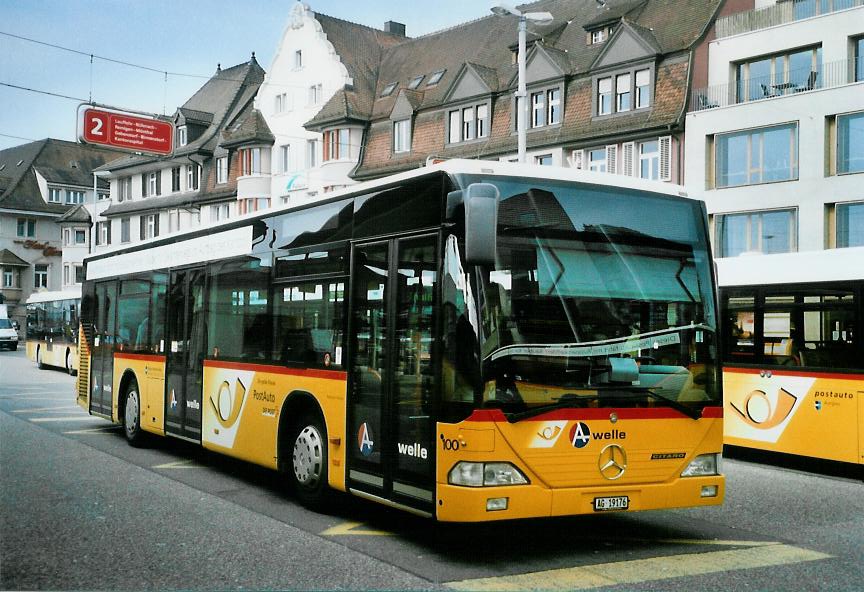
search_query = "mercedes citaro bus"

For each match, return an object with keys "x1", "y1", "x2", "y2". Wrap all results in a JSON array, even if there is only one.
[{"x1": 76, "y1": 159, "x2": 724, "y2": 521}]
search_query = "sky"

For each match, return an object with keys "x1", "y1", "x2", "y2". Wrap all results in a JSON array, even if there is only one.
[{"x1": 0, "y1": 0, "x2": 496, "y2": 151}]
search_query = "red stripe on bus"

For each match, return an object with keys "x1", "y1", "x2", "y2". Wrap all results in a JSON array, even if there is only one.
[
  {"x1": 114, "y1": 352, "x2": 166, "y2": 362},
  {"x1": 464, "y1": 406, "x2": 723, "y2": 422},
  {"x1": 203, "y1": 359, "x2": 347, "y2": 380},
  {"x1": 723, "y1": 366, "x2": 864, "y2": 381}
]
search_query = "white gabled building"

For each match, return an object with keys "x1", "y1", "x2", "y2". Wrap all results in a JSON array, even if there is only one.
[{"x1": 257, "y1": 1, "x2": 407, "y2": 207}]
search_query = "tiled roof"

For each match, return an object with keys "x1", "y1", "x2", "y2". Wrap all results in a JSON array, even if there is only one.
[
  {"x1": 56, "y1": 204, "x2": 92, "y2": 224},
  {"x1": 222, "y1": 107, "x2": 275, "y2": 147},
  {"x1": 349, "y1": 0, "x2": 721, "y2": 179},
  {"x1": 0, "y1": 139, "x2": 124, "y2": 215},
  {"x1": 0, "y1": 248, "x2": 29, "y2": 267}
]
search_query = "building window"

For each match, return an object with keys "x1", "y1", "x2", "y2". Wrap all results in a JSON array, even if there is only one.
[
  {"x1": 639, "y1": 140, "x2": 659, "y2": 180},
  {"x1": 736, "y1": 46, "x2": 821, "y2": 102},
  {"x1": 119, "y1": 176, "x2": 132, "y2": 202},
  {"x1": 715, "y1": 123, "x2": 798, "y2": 188},
  {"x1": 216, "y1": 156, "x2": 228, "y2": 184},
  {"x1": 547, "y1": 88, "x2": 561, "y2": 125},
  {"x1": 837, "y1": 202, "x2": 864, "y2": 247},
  {"x1": 16, "y1": 218, "x2": 36, "y2": 238},
  {"x1": 34, "y1": 264, "x2": 48, "y2": 289},
  {"x1": 238, "y1": 198, "x2": 271, "y2": 215},
  {"x1": 837, "y1": 111, "x2": 864, "y2": 175},
  {"x1": 598, "y1": 77, "x2": 612, "y2": 115},
  {"x1": 65, "y1": 190, "x2": 84, "y2": 204},
  {"x1": 75, "y1": 229, "x2": 86, "y2": 245},
  {"x1": 308, "y1": 84, "x2": 323, "y2": 105},
  {"x1": 635, "y1": 69, "x2": 650, "y2": 109},
  {"x1": 535, "y1": 154, "x2": 553, "y2": 166},
  {"x1": 3, "y1": 270, "x2": 13, "y2": 288},
  {"x1": 142, "y1": 172, "x2": 160, "y2": 197},
  {"x1": 241, "y1": 148, "x2": 262, "y2": 175},
  {"x1": 140, "y1": 214, "x2": 159, "y2": 240},
  {"x1": 294, "y1": 50, "x2": 303, "y2": 70},
  {"x1": 855, "y1": 36, "x2": 864, "y2": 82},
  {"x1": 616, "y1": 74, "x2": 631, "y2": 112},
  {"x1": 408, "y1": 75, "x2": 425, "y2": 89},
  {"x1": 427, "y1": 70, "x2": 445, "y2": 86},
  {"x1": 121, "y1": 218, "x2": 131, "y2": 243},
  {"x1": 98, "y1": 191, "x2": 109, "y2": 201},
  {"x1": 716, "y1": 209, "x2": 797, "y2": 257},
  {"x1": 591, "y1": 29, "x2": 607, "y2": 44},
  {"x1": 96, "y1": 221, "x2": 110, "y2": 246},
  {"x1": 588, "y1": 148, "x2": 607, "y2": 173},
  {"x1": 279, "y1": 145, "x2": 290, "y2": 173},
  {"x1": 178, "y1": 126, "x2": 188, "y2": 146},
  {"x1": 381, "y1": 82, "x2": 397, "y2": 97},
  {"x1": 323, "y1": 129, "x2": 351, "y2": 161},
  {"x1": 306, "y1": 140, "x2": 318, "y2": 168},
  {"x1": 48, "y1": 188, "x2": 62, "y2": 203},
  {"x1": 187, "y1": 164, "x2": 200, "y2": 190},
  {"x1": 275, "y1": 92, "x2": 290, "y2": 113},
  {"x1": 531, "y1": 91, "x2": 546, "y2": 128},
  {"x1": 447, "y1": 103, "x2": 489, "y2": 144},
  {"x1": 172, "y1": 167, "x2": 181, "y2": 192},
  {"x1": 393, "y1": 119, "x2": 411, "y2": 153},
  {"x1": 211, "y1": 204, "x2": 231, "y2": 222},
  {"x1": 75, "y1": 265, "x2": 84, "y2": 284}
]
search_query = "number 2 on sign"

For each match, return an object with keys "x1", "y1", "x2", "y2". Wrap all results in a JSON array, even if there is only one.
[{"x1": 90, "y1": 116, "x2": 104, "y2": 136}]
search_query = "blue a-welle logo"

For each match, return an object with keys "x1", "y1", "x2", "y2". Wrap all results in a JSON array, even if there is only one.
[{"x1": 570, "y1": 422, "x2": 591, "y2": 448}]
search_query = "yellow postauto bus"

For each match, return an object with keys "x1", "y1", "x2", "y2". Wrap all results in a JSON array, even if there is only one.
[
  {"x1": 25, "y1": 288, "x2": 81, "y2": 375},
  {"x1": 719, "y1": 249, "x2": 864, "y2": 468},
  {"x1": 77, "y1": 160, "x2": 724, "y2": 521}
]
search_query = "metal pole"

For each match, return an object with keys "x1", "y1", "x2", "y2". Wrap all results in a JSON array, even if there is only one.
[{"x1": 517, "y1": 16, "x2": 527, "y2": 163}]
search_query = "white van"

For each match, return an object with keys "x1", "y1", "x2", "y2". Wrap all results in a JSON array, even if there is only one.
[{"x1": 0, "y1": 317, "x2": 18, "y2": 351}]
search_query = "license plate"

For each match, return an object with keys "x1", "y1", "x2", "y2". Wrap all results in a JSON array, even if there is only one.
[{"x1": 593, "y1": 496, "x2": 629, "y2": 511}]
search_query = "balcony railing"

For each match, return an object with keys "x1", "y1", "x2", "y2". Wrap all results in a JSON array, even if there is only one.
[
  {"x1": 716, "y1": 0, "x2": 864, "y2": 38},
  {"x1": 690, "y1": 58, "x2": 862, "y2": 112}
]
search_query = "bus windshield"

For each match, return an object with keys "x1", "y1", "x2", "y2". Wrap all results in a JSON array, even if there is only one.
[{"x1": 455, "y1": 175, "x2": 719, "y2": 417}]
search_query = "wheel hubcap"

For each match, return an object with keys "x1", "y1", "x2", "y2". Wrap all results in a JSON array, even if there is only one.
[
  {"x1": 293, "y1": 425, "x2": 323, "y2": 487},
  {"x1": 125, "y1": 390, "x2": 139, "y2": 436}
]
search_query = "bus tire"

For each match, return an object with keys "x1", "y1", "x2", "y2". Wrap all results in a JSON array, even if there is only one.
[
  {"x1": 65, "y1": 350, "x2": 76, "y2": 376},
  {"x1": 288, "y1": 412, "x2": 330, "y2": 509},
  {"x1": 122, "y1": 380, "x2": 146, "y2": 447}
]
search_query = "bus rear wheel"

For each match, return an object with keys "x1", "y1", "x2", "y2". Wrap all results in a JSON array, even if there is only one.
[
  {"x1": 289, "y1": 412, "x2": 330, "y2": 509},
  {"x1": 123, "y1": 380, "x2": 146, "y2": 447}
]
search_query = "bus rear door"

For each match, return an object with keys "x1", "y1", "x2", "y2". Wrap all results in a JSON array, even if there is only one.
[
  {"x1": 90, "y1": 280, "x2": 117, "y2": 418},
  {"x1": 347, "y1": 236, "x2": 438, "y2": 515}
]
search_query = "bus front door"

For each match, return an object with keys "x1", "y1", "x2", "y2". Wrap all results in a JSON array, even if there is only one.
[
  {"x1": 347, "y1": 236, "x2": 438, "y2": 516},
  {"x1": 90, "y1": 280, "x2": 117, "y2": 418},
  {"x1": 164, "y1": 267, "x2": 206, "y2": 441}
]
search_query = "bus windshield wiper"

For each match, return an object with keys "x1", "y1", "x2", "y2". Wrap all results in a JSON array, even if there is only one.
[
  {"x1": 593, "y1": 385, "x2": 702, "y2": 420},
  {"x1": 505, "y1": 394, "x2": 599, "y2": 423}
]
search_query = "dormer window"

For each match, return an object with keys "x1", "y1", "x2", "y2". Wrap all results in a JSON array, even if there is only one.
[
  {"x1": 594, "y1": 66, "x2": 653, "y2": 117},
  {"x1": 426, "y1": 70, "x2": 445, "y2": 86},
  {"x1": 178, "y1": 126, "x2": 188, "y2": 147},
  {"x1": 381, "y1": 82, "x2": 397, "y2": 97},
  {"x1": 592, "y1": 29, "x2": 607, "y2": 44},
  {"x1": 408, "y1": 75, "x2": 425, "y2": 90}
]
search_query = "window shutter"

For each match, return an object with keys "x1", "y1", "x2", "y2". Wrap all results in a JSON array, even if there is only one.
[
  {"x1": 141, "y1": 174, "x2": 147, "y2": 197},
  {"x1": 659, "y1": 135, "x2": 673, "y2": 182},
  {"x1": 156, "y1": 172, "x2": 162, "y2": 196},
  {"x1": 154, "y1": 214, "x2": 159, "y2": 237},
  {"x1": 571, "y1": 149, "x2": 584, "y2": 170},
  {"x1": 622, "y1": 142, "x2": 635, "y2": 176},
  {"x1": 139, "y1": 217, "x2": 146, "y2": 240},
  {"x1": 606, "y1": 145, "x2": 618, "y2": 175}
]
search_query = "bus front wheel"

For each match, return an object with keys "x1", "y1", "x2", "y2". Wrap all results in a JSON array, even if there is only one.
[
  {"x1": 123, "y1": 381, "x2": 146, "y2": 447},
  {"x1": 289, "y1": 412, "x2": 330, "y2": 509}
]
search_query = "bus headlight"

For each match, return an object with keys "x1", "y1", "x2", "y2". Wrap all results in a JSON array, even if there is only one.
[
  {"x1": 448, "y1": 462, "x2": 529, "y2": 487},
  {"x1": 681, "y1": 453, "x2": 721, "y2": 477}
]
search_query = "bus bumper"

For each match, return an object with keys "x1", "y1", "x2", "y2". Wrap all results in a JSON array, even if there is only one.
[{"x1": 436, "y1": 475, "x2": 725, "y2": 522}]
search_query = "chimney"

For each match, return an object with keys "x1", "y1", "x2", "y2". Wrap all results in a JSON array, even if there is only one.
[{"x1": 384, "y1": 21, "x2": 406, "y2": 36}]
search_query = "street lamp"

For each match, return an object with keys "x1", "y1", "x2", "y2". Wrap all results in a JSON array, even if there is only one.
[{"x1": 491, "y1": 2, "x2": 553, "y2": 163}]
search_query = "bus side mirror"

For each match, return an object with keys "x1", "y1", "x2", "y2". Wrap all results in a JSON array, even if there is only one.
[{"x1": 464, "y1": 183, "x2": 499, "y2": 267}]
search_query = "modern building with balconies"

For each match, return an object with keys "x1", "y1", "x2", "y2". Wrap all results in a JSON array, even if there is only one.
[{"x1": 686, "y1": 0, "x2": 864, "y2": 259}]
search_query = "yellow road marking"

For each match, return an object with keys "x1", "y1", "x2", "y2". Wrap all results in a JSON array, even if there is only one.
[
  {"x1": 446, "y1": 543, "x2": 830, "y2": 591},
  {"x1": 30, "y1": 416, "x2": 94, "y2": 422},
  {"x1": 320, "y1": 521, "x2": 394, "y2": 536},
  {"x1": 63, "y1": 426, "x2": 120, "y2": 435},
  {"x1": 152, "y1": 459, "x2": 205, "y2": 469}
]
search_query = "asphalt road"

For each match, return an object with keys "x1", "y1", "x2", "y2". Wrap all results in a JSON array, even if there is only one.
[{"x1": 1, "y1": 347, "x2": 862, "y2": 591}]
